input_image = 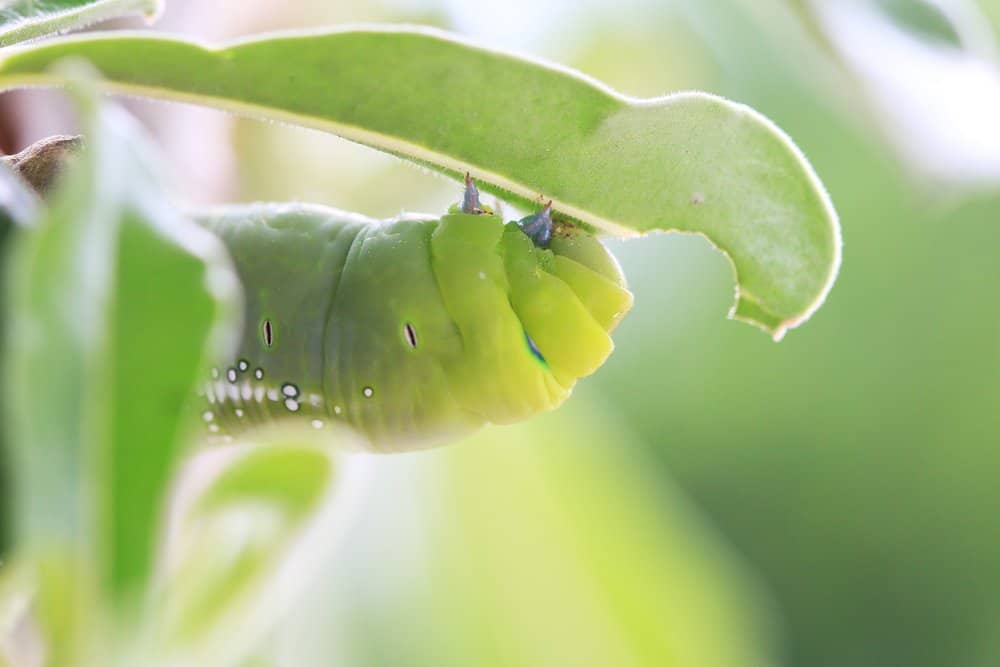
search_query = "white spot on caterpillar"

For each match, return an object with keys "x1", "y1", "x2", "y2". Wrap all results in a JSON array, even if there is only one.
[
  {"x1": 211, "y1": 368, "x2": 219, "y2": 379},
  {"x1": 208, "y1": 423, "x2": 219, "y2": 433},
  {"x1": 284, "y1": 398, "x2": 300, "y2": 412},
  {"x1": 237, "y1": 359, "x2": 249, "y2": 372},
  {"x1": 363, "y1": 386, "x2": 374, "y2": 398},
  {"x1": 254, "y1": 368, "x2": 264, "y2": 380},
  {"x1": 334, "y1": 405, "x2": 342, "y2": 415},
  {"x1": 254, "y1": 386, "x2": 266, "y2": 403},
  {"x1": 235, "y1": 408, "x2": 244, "y2": 418},
  {"x1": 311, "y1": 419, "x2": 324, "y2": 429},
  {"x1": 226, "y1": 384, "x2": 240, "y2": 402},
  {"x1": 309, "y1": 394, "x2": 322, "y2": 407},
  {"x1": 267, "y1": 388, "x2": 279, "y2": 402},
  {"x1": 202, "y1": 410, "x2": 213, "y2": 422},
  {"x1": 226, "y1": 368, "x2": 237, "y2": 383},
  {"x1": 281, "y1": 383, "x2": 299, "y2": 398},
  {"x1": 241, "y1": 383, "x2": 252, "y2": 401},
  {"x1": 478, "y1": 271, "x2": 486, "y2": 280}
]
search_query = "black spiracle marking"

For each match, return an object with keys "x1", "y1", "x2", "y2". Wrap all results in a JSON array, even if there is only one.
[
  {"x1": 404, "y1": 322, "x2": 418, "y2": 348},
  {"x1": 262, "y1": 319, "x2": 274, "y2": 348}
]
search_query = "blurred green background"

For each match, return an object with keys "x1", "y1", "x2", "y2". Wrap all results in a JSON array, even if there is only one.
[{"x1": 2, "y1": 1, "x2": 998, "y2": 666}]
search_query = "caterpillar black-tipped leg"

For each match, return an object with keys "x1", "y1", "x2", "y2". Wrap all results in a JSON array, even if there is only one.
[
  {"x1": 517, "y1": 201, "x2": 553, "y2": 248},
  {"x1": 462, "y1": 172, "x2": 483, "y2": 214}
]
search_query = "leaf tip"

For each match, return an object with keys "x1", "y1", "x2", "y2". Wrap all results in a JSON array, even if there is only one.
[{"x1": 719, "y1": 95, "x2": 843, "y2": 340}]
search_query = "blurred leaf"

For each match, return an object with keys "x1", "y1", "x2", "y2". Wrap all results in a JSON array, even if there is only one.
[
  {"x1": 0, "y1": 163, "x2": 38, "y2": 228},
  {"x1": 783, "y1": 0, "x2": 1000, "y2": 187},
  {"x1": 873, "y1": 0, "x2": 962, "y2": 45},
  {"x1": 28, "y1": 552, "x2": 89, "y2": 667},
  {"x1": 0, "y1": 559, "x2": 33, "y2": 666},
  {"x1": 784, "y1": 0, "x2": 966, "y2": 51},
  {"x1": 0, "y1": 0, "x2": 160, "y2": 47},
  {"x1": 0, "y1": 163, "x2": 37, "y2": 558},
  {"x1": 151, "y1": 435, "x2": 359, "y2": 665},
  {"x1": 2, "y1": 69, "x2": 240, "y2": 646},
  {"x1": 0, "y1": 27, "x2": 840, "y2": 339},
  {"x1": 309, "y1": 404, "x2": 777, "y2": 667},
  {"x1": 0, "y1": 551, "x2": 93, "y2": 667},
  {"x1": 431, "y1": 408, "x2": 778, "y2": 667}
]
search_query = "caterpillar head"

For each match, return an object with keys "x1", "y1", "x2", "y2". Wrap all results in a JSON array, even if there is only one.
[{"x1": 427, "y1": 177, "x2": 633, "y2": 431}]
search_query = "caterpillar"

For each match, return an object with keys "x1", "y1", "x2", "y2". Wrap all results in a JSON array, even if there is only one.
[{"x1": 197, "y1": 177, "x2": 632, "y2": 451}]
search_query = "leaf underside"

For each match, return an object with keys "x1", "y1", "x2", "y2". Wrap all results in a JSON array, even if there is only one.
[
  {"x1": 0, "y1": 0, "x2": 161, "y2": 47},
  {"x1": 0, "y1": 26, "x2": 841, "y2": 338}
]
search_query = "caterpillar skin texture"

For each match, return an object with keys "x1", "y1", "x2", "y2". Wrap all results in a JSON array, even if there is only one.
[{"x1": 196, "y1": 199, "x2": 632, "y2": 451}]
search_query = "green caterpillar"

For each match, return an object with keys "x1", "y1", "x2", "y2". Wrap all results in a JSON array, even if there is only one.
[{"x1": 197, "y1": 178, "x2": 632, "y2": 451}]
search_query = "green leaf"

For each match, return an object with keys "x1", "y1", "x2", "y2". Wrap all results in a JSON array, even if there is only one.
[
  {"x1": 0, "y1": 559, "x2": 32, "y2": 666},
  {"x1": 0, "y1": 551, "x2": 91, "y2": 667},
  {"x1": 0, "y1": 164, "x2": 37, "y2": 560},
  {"x1": 0, "y1": 0, "x2": 161, "y2": 47},
  {"x1": 2, "y1": 69, "x2": 239, "y2": 632},
  {"x1": 149, "y1": 435, "x2": 359, "y2": 665},
  {"x1": 0, "y1": 26, "x2": 840, "y2": 338}
]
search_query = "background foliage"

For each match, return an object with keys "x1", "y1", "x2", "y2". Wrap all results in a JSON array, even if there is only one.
[{"x1": 221, "y1": 3, "x2": 998, "y2": 666}]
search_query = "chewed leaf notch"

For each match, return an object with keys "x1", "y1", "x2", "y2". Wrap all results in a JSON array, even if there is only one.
[{"x1": 0, "y1": 25, "x2": 841, "y2": 338}]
